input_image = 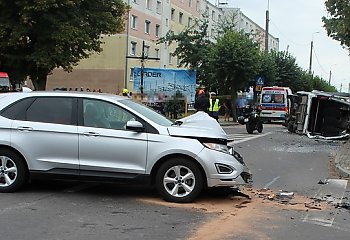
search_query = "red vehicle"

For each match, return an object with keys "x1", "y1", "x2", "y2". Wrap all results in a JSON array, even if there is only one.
[{"x1": 0, "y1": 72, "x2": 10, "y2": 92}]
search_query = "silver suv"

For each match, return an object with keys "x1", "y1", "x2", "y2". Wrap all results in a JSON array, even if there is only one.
[{"x1": 0, "y1": 91, "x2": 251, "y2": 203}]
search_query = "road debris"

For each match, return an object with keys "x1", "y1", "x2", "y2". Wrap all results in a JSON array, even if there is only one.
[{"x1": 305, "y1": 201, "x2": 322, "y2": 210}]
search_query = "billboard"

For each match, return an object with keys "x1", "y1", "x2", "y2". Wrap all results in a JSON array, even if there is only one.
[{"x1": 133, "y1": 67, "x2": 196, "y2": 103}]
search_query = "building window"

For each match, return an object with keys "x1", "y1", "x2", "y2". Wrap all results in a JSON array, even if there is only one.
[
  {"x1": 132, "y1": 0, "x2": 138, "y2": 3},
  {"x1": 165, "y1": 18, "x2": 169, "y2": 27},
  {"x1": 179, "y1": 12, "x2": 183, "y2": 24},
  {"x1": 196, "y1": 0, "x2": 200, "y2": 12},
  {"x1": 156, "y1": 1, "x2": 162, "y2": 14},
  {"x1": 145, "y1": 20, "x2": 151, "y2": 34},
  {"x1": 144, "y1": 45, "x2": 150, "y2": 57},
  {"x1": 189, "y1": 0, "x2": 192, "y2": 7},
  {"x1": 169, "y1": 53, "x2": 173, "y2": 64},
  {"x1": 131, "y1": 15, "x2": 138, "y2": 29},
  {"x1": 188, "y1": 17, "x2": 192, "y2": 27},
  {"x1": 205, "y1": 6, "x2": 209, "y2": 16},
  {"x1": 155, "y1": 48, "x2": 160, "y2": 58},
  {"x1": 130, "y1": 42, "x2": 137, "y2": 55},
  {"x1": 218, "y1": 14, "x2": 221, "y2": 21},
  {"x1": 155, "y1": 24, "x2": 160, "y2": 37},
  {"x1": 212, "y1": 10, "x2": 215, "y2": 20},
  {"x1": 171, "y1": 8, "x2": 175, "y2": 21},
  {"x1": 146, "y1": 0, "x2": 151, "y2": 9}
]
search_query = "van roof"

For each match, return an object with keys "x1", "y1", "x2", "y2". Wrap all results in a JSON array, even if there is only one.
[{"x1": 0, "y1": 72, "x2": 9, "y2": 78}]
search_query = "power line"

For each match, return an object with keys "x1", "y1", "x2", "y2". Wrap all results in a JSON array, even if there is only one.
[
  {"x1": 270, "y1": 21, "x2": 308, "y2": 47},
  {"x1": 312, "y1": 45, "x2": 328, "y2": 75}
]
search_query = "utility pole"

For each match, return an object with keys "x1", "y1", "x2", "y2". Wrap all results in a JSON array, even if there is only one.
[
  {"x1": 309, "y1": 31, "x2": 319, "y2": 75},
  {"x1": 126, "y1": 41, "x2": 160, "y2": 99},
  {"x1": 265, "y1": 0, "x2": 270, "y2": 52},
  {"x1": 328, "y1": 70, "x2": 332, "y2": 85}
]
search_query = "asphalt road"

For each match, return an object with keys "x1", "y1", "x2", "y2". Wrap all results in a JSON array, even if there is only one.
[{"x1": 0, "y1": 124, "x2": 349, "y2": 240}]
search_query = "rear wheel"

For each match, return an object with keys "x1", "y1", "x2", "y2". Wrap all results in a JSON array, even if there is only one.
[
  {"x1": 156, "y1": 158, "x2": 203, "y2": 203},
  {"x1": 0, "y1": 150, "x2": 27, "y2": 193}
]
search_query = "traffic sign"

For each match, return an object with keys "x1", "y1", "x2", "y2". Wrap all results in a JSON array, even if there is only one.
[{"x1": 256, "y1": 76, "x2": 264, "y2": 86}]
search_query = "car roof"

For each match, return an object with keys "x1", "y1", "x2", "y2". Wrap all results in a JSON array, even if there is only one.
[{"x1": 5, "y1": 91, "x2": 127, "y2": 100}]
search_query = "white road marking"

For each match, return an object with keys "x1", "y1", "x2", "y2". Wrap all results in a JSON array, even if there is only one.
[
  {"x1": 228, "y1": 132, "x2": 273, "y2": 145},
  {"x1": 303, "y1": 179, "x2": 348, "y2": 229},
  {"x1": 264, "y1": 176, "x2": 281, "y2": 188}
]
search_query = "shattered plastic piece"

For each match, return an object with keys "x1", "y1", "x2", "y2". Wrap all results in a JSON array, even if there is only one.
[
  {"x1": 336, "y1": 202, "x2": 350, "y2": 210},
  {"x1": 318, "y1": 179, "x2": 328, "y2": 185},
  {"x1": 276, "y1": 191, "x2": 294, "y2": 199},
  {"x1": 305, "y1": 202, "x2": 322, "y2": 210}
]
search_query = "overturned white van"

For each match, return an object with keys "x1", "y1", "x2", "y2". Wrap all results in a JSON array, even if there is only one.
[{"x1": 287, "y1": 90, "x2": 350, "y2": 139}]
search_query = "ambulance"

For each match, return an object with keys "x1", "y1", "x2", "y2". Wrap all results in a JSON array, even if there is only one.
[
  {"x1": 0, "y1": 72, "x2": 10, "y2": 93},
  {"x1": 259, "y1": 86, "x2": 292, "y2": 122}
]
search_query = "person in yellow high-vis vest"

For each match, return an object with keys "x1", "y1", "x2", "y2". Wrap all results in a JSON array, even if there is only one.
[{"x1": 209, "y1": 92, "x2": 221, "y2": 121}]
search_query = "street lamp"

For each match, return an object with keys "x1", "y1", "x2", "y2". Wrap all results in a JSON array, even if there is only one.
[{"x1": 308, "y1": 31, "x2": 320, "y2": 75}]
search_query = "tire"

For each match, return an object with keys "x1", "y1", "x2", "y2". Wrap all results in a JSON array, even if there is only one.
[
  {"x1": 0, "y1": 150, "x2": 28, "y2": 193},
  {"x1": 156, "y1": 158, "x2": 203, "y2": 203},
  {"x1": 246, "y1": 122, "x2": 254, "y2": 134},
  {"x1": 257, "y1": 122, "x2": 263, "y2": 133}
]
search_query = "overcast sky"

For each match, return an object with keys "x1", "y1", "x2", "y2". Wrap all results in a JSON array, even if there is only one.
[{"x1": 209, "y1": 0, "x2": 350, "y2": 92}]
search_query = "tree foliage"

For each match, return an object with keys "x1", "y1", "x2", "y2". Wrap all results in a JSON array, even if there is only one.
[
  {"x1": 208, "y1": 31, "x2": 260, "y2": 95},
  {"x1": 0, "y1": 0, "x2": 128, "y2": 90},
  {"x1": 323, "y1": 0, "x2": 350, "y2": 51},
  {"x1": 158, "y1": 18, "x2": 212, "y2": 86}
]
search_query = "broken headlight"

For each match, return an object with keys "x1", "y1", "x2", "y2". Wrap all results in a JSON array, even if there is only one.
[{"x1": 202, "y1": 143, "x2": 229, "y2": 154}]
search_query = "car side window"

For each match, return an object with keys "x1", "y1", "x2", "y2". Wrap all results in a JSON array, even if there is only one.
[
  {"x1": 26, "y1": 97, "x2": 74, "y2": 125},
  {"x1": 0, "y1": 97, "x2": 35, "y2": 120},
  {"x1": 83, "y1": 99, "x2": 136, "y2": 130}
]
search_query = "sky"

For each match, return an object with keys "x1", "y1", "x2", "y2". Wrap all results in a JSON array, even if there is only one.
[{"x1": 209, "y1": 0, "x2": 350, "y2": 93}]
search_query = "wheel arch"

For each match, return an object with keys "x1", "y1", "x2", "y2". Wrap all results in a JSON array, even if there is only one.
[
  {"x1": 0, "y1": 145, "x2": 29, "y2": 172},
  {"x1": 150, "y1": 153, "x2": 208, "y2": 187}
]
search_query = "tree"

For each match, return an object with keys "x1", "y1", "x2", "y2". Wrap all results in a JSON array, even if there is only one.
[
  {"x1": 0, "y1": 0, "x2": 128, "y2": 90},
  {"x1": 158, "y1": 18, "x2": 212, "y2": 86},
  {"x1": 323, "y1": 0, "x2": 350, "y2": 51},
  {"x1": 208, "y1": 31, "x2": 260, "y2": 119}
]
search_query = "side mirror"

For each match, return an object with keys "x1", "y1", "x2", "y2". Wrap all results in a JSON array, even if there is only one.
[{"x1": 126, "y1": 120, "x2": 145, "y2": 132}]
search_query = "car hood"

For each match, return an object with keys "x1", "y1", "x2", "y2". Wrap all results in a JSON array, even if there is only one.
[{"x1": 167, "y1": 111, "x2": 227, "y2": 140}]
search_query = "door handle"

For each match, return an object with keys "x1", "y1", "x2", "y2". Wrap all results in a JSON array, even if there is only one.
[
  {"x1": 83, "y1": 132, "x2": 100, "y2": 137},
  {"x1": 17, "y1": 126, "x2": 33, "y2": 131}
]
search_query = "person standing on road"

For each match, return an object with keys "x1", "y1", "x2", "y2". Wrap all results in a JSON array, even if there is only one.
[
  {"x1": 194, "y1": 89, "x2": 210, "y2": 112},
  {"x1": 223, "y1": 97, "x2": 232, "y2": 121},
  {"x1": 209, "y1": 92, "x2": 221, "y2": 121}
]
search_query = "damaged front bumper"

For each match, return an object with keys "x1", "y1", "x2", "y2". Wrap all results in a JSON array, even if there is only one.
[{"x1": 231, "y1": 148, "x2": 253, "y2": 185}]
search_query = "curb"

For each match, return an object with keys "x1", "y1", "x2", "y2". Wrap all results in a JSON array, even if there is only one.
[{"x1": 334, "y1": 140, "x2": 350, "y2": 178}]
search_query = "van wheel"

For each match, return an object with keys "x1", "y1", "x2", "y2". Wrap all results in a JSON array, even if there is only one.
[
  {"x1": 156, "y1": 158, "x2": 203, "y2": 203},
  {"x1": 0, "y1": 150, "x2": 27, "y2": 193}
]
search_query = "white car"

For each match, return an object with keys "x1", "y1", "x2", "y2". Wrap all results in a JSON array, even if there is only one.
[{"x1": 0, "y1": 91, "x2": 251, "y2": 203}]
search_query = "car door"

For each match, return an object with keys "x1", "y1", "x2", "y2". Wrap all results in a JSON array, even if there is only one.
[
  {"x1": 10, "y1": 97, "x2": 79, "y2": 172},
  {"x1": 78, "y1": 98, "x2": 148, "y2": 177}
]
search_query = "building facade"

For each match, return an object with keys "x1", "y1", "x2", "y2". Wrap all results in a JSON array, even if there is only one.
[{"x1": 46, "y1": 1, "x2": 279, "y2": 93}]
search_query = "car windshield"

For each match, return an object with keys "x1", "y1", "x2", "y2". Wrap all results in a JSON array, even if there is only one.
[
  {"x1": 120, "y1": 99, "x2": 174, "y2": 126},
  {"x1": 262, "y1": 94, "x2": 285, "y2": 103},
  {"x1": 0, "y1": 77, "x2": 10, "y2": 87}
]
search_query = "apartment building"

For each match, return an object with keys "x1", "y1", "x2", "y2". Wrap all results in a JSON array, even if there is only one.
[
  {"x1": 46, "y1": 1, "x2": 278, "y2": 93},
  {"x1": 222, "y1": 8, "x2": 279, "y2": 52}
]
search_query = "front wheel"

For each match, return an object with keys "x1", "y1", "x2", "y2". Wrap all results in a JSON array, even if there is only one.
[
  {"x1": 156, "y1": 158, "x2": 203, "y2": 203},
  {"x1": 257, "y1": 121, "x2": 263, "y2": 133},
  {"x1": 246, "y1": 122, "x2": 254, "y2": 134},
  {"x1": 0, "y1": 150, "x2": 28, "y2": 193}
]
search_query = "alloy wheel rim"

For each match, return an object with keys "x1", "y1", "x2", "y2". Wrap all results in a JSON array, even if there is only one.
[
  {"x1": 163, "y1": 165, "x2": 195, "y2": 198},
  {"x1": 0, "y1": 156, "x2": 18, "y2": 187}
]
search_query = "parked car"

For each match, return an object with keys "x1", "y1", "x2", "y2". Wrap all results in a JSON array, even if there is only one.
[{"x1": 0, "y1": 91, "x2": 251, "y2": 203}]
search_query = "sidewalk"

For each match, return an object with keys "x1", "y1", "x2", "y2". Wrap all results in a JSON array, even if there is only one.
[
  {"x1": 335, "y1": 140, "x2": 350, "y2": 178},
  {"x1": 218, "y1": 116, "x2": 240, "y2": 127}
]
